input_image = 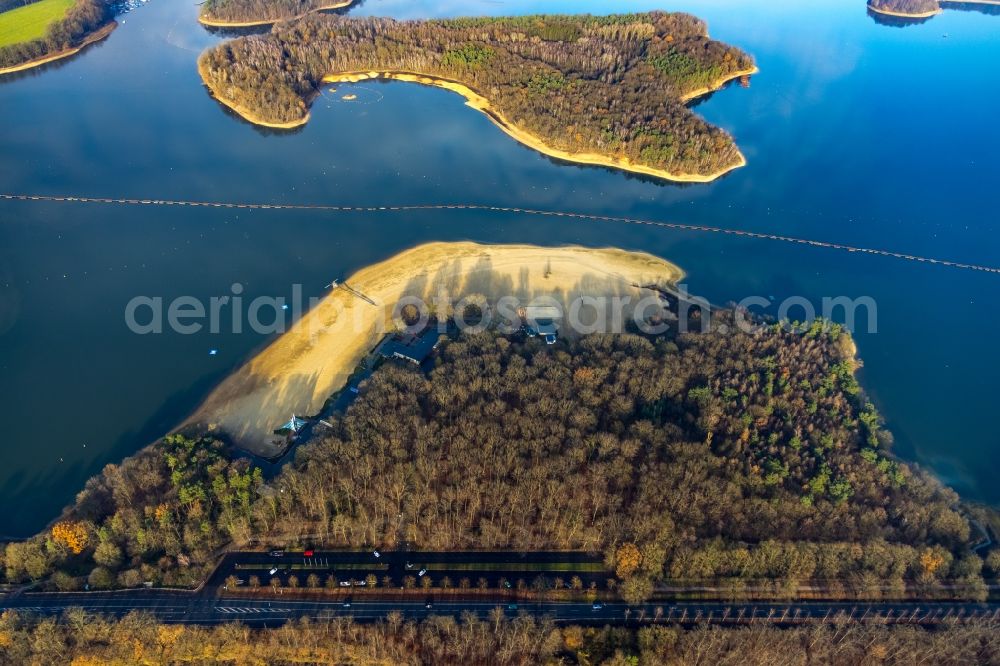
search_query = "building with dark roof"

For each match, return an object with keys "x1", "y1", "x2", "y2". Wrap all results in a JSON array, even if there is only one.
[{"x1": 375, "y1": 330, "x2": 440, "y2": 365}]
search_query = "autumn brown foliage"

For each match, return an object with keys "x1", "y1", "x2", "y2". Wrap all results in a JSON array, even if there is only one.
[
  {"x1": 198, "y1": 12, "x2": 755, "y2": 178},
  {"x1": 257, "y1": 318, "x2": 982, "y2": 593},
  {"x1": 3, "y1": 436, "x2": 262, "y2": 590},
  {"x1": 4, "y1": 315, "x2": 989, "y2": 597},
  {"x1": 1, "y1": 610, "x2": 999, "y2": 665}
]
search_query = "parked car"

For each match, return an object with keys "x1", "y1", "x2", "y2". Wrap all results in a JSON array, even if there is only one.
[
  {"x1": 339, "y1": 581, "x2": 352, "y2": 587},
  {"x1": 303, "y1": 549, "x2": 314, "y2": 557},
  {"x1": 373, "y1": 550, "x2": 381, "y2": 558},
  {"x1": 418, "y1": 569, "x2": 427, "y2": 577},
  {"x1": 269, "y1": 550, "x2": 284, "y2": 557},
  {"x1": 268, "y1": 567, "x2": 278, "y2": 576}
]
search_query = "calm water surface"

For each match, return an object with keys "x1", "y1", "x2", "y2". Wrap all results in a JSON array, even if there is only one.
[{"x1": 0, "y1": 0, "x2": 997, "y2": 536}]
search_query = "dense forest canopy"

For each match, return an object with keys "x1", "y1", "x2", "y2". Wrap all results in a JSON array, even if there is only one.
[
  {"x1": 198, "y1": 12, "x2": 756, "y2": 179},
  {"x1": 0, "y1": 0, "x2": 109, "y2": 70},
  {"x1": 200, "y1": 0, "x2": 352, "y2": 25},
  {"x1": 2, "y1": 435, "x2": 262, "y2": 590},
  {"x1": 5, "y1": 308, "x2": 997, "y2": 600},
  {"x1": 261, "y1": 322, "x2": 989, "y2": 598},
  {"x1": 2, "y1": 610, "x2": 1000, "y2": 665}
]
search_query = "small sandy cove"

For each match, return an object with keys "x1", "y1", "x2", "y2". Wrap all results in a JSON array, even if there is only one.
[{"x1": 187, "y1": 243, "x2": 683, "y2": 456}]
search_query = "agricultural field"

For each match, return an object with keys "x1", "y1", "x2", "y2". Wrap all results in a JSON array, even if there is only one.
[{"x1": 0, "y1": 0, "x2": 75, "y2": 47}]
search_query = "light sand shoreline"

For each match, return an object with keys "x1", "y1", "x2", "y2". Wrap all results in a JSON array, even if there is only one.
[
  {"x1": 197, "y1": 0, "x2": 353, "y2": 27},
  {"x1": 187, "y1": 243, "x2": 684, "y2": 456},
  {"x1": 320, "y1": 69, "x2": 751, "y2": 182},
  {"x1": 198, "y1": 51, "x2": 756, "y2": 180},
  {"x1": 0, "y1": 21, "x2": 116, "y2": 76}
]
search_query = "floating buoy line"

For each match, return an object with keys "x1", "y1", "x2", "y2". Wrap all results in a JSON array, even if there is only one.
[{"x1": 1, "y1": 192, "x2": 997, "y2": 275}]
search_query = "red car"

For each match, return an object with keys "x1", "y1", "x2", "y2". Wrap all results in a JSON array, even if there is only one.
[{"x1": 303, "y1": 549, "x2": 314, "y2": 557}]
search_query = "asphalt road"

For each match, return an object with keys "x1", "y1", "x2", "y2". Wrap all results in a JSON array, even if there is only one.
[
  {"x1": 4, "y1": 551, "x2": 1000, "y2": 627},
  {"x1": 4, "y1": 592, "x2": 1000, "y2": 627}
]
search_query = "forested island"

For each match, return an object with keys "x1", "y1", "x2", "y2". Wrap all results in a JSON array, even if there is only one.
[
  {"x1": 2, "y1": 611, "x2": 999, "y2": 664},
  {"x1": 198, "y1": 0, "x2": 354, "y2": 28},
  {"x1": 868, "y1": 0, "x2": 1000, "y2": 19},
  {"x1": 198, "y1": 12, "x2": 757, "y2": 182},
  {"x1": 868, "y1": 0, "x2": 943, "y2": 17},
  {"x1": 0, "y1": 0, "x2": 114, "y2": 75}
]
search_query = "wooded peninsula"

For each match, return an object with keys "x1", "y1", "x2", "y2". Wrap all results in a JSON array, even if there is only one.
[
  {"x1": 4, "y1": 267, "x2": 996, "y2": 601},
  {"x1": 188, "y1": 243, "x2": 684, "y2": 457},
  {"x1": 2, "y1": 243, "x2": 997, "y2": 666},
  {"x1": 198, "y1": 12, "x2": 757, "y2": 182}
]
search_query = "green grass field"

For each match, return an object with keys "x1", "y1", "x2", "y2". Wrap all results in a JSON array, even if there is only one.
[{"x1": 0, "y1": 0, "x2": 75, "y2": 48}]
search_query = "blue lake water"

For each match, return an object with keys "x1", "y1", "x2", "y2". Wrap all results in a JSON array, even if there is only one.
[{"x1": 0, "y1": 0, "x2": 997, "y2": 536}]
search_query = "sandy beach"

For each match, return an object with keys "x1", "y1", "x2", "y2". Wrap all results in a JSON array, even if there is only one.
[{"x1": 187, "y1": 243, "x2": 684, "y2": 457}]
